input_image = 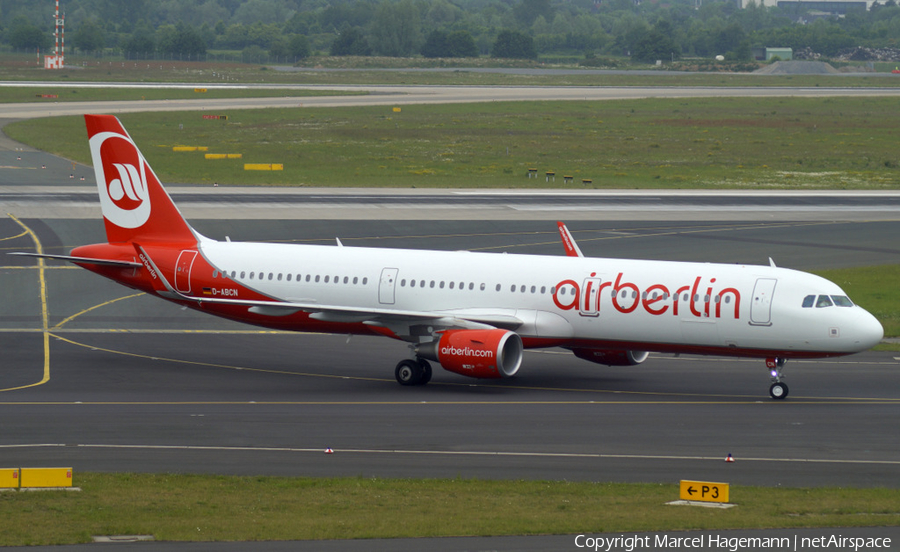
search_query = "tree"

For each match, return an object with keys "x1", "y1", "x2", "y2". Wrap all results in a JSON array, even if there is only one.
[
  {"x1": 157, "y1": 23, "x2": 206, "y2": 56},
  {"x1": 8, "y1": 18, "x2": 49, "y2": 51},
  {"x1": 73, "y1": 19, "x2": 105, "y2": 53},
  {"x1": 331, "y1": 27, "x2": 371, "y2": 56},
  {"x1": 370, "y1": 0, "x2": 422, "y2": 57},
  {"x1": 422, "y1": 29, "x2": 478, "y2": 58},
  {"x1": 514, "y1": 0, "x2": 554, "y2": 28},
  {"x1": 123, "y1": 30, "x2": 155, "y2": 57},
  {"x1": 632, "y1": 20, "x2": 680, "y2": 63},
  {"x1": 491, "y1": 29, "x2": 537, "y2": 59}
]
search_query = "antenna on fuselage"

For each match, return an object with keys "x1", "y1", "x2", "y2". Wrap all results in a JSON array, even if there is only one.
[{"x1": 769, "y1": 257, "x2": 777, "y2": 267}]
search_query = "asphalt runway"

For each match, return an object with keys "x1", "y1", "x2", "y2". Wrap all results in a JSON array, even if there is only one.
[
  {"x1": 3, "y1": 83, "x2": 900, "y2": 120},
  {"x1": 2, "y1": 211, "x2": 899, "y2": 488}
]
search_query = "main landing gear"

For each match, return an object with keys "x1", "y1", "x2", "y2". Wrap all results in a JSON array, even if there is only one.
[
  {"x1": 395, "y1": 358, "x2": 432, "y2": 386},
  {"x1": 766, "y1": 357, "x2": 788, "y2": 400}
]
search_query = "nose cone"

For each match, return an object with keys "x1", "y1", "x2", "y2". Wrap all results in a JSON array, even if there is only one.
[{"x1": 851, "y1": 308, "x2": 884, "y2": 351}]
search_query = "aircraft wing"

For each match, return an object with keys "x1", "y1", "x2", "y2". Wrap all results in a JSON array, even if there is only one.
[{"x1": 178, "y1": 294, "x2": 523, "y2": 338}]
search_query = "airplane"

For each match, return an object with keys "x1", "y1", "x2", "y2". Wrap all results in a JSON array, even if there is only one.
[{"x1": 12, "y1": 114, "x2": 884, "y2": 400}]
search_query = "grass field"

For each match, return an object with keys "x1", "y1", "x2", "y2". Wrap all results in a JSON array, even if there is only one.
[
  {"x1": 1, "y1": 474, "x2": 898, "y2": 546},
  {"x1": 6, "y1": 96, "x2": 900, "y2": 189}
]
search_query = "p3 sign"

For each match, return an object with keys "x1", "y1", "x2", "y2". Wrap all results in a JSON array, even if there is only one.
[{"x1": 679, "y1": 480, "x2": 730, "y2": 503}]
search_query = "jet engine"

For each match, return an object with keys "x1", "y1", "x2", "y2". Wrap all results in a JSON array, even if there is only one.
[
  {"x1": 417, "y1": 329, "x2": 523, "y2": 379},
  {"x1": 571, "y1": 348, "x2": 649, "y2": 366}
]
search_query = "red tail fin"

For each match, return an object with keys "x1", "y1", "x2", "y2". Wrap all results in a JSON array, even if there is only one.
[{"x1": 85, "y1": 114, "x2": 196, "y2": 245}]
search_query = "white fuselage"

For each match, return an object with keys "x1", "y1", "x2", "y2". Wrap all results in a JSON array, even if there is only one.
[{"x1": 195, "y1": 240, "x2": 883, "y2": 358}]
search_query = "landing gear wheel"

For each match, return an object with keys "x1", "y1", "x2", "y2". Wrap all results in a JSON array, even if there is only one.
[
  {"x1": 769, "y1": 381, "x2": 789, "y2": 400},
  {"x1": 395, "y1": 359, "x2": 425, "y2": 386},
  {"x1": 417, "y1": 359, "x2": 432, "y2": 385}
]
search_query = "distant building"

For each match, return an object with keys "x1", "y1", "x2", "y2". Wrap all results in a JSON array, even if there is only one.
[{"x1": 745, "y1": 0, "x2": 872, "y2": 12}]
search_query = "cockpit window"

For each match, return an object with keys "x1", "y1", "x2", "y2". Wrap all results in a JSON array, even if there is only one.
[
  {"x1": 831, "y1": 295, "x2": 853, "y2": 307},
  {"x1": 816, "y1": 295, "x2": 833, "y2": 308},
  {"x1": 802, "y1": 295, "x2": 815, "y2": 308}
]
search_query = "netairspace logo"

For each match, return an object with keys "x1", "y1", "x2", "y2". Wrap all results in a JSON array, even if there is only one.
[{"x1": 573, "y1": 533, "x2": 892, "y2": 552}]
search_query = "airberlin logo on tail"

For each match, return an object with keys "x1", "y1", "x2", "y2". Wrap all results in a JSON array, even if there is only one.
[{"x1": 89, "y1": 131, "x2": 151, "y2": 229}]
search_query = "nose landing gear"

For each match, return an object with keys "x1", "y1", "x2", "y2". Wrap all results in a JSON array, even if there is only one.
[{"x1": 766, "y1": 357, "x2": 788, "y2": 400}]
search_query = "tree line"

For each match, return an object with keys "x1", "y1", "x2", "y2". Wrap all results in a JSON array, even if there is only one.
[{"x1": 1, "y1": 0, "x2": 899, "y2": 63}]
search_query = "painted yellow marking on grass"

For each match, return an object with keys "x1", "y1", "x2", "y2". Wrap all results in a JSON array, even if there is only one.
[
  {"x1": 244, "y1": 163, "x2": 283, "y2": 171},
  {"x1": 51, "y1": 293, "x2": 145, "y2": 330},
  {"x1": 3, "y1": 214, "x2": 50, "y2": 393},
  {"x1": 680, "y1": 480, "x2": 729, "y2": 503}
]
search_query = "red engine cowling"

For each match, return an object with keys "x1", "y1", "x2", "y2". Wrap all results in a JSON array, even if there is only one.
[
  {"x1": 571, "y1": 348, "x2": 649, "y2": 366},
  {"x1": 418, "y1": 329, "x2": 523, "y2": 379}
]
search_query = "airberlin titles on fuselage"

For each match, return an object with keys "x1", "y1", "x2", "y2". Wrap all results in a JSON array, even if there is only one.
[{"x1": 553, "y1": 272, "x2": 741, "y2": 319}]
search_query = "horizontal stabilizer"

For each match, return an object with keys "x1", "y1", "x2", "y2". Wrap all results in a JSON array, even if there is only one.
[{"x1": 8, "y1": 252, "x2": 142, "y2": 268}]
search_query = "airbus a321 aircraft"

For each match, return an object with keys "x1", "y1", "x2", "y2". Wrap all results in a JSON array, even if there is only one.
[{"x1": 15, "y1": 115, "x2": 884, "y2": 400}]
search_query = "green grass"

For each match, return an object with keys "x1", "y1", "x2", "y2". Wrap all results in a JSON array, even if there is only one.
[
  {"x1": 7, "y1": 97, "x2": 900, "y2": 188},
  {"x1": 814, "y1": 264, "x2": 900, "y2": 341},
  {"x1": 0, "y1": 86, "x2": 362, "y2": 103},
  {"x1": 1, "y1": 474, "x2": 898, "y2": 546}
]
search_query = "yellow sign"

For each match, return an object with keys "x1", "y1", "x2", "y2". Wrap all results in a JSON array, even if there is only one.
[
  {"x1": 194, "y1": 88, "x2": 207, "y2": 93},
  {"x1": 679, "y1": 480, "x2": 729, "y2": 503},
  {"x1": 393, "y1": 107, "x2": 401, "y2": 112}
]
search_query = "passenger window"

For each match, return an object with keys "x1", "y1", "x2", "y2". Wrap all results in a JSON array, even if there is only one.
[
  {"x1": 277, "y1": 273, "x2": 282, "y2": 281},
  {"x1": 249, "y1": 272, "x2": 255, "y2": 279},
  {"x1": 510, "y1": 285, "x2": 516, "y2": 292},
  {"x1": 363, "y1": 277, "x2": 368, "y2": 285},
  {"x1": 324, "y1": 276, "x2": 330, "y2": 283},
  {"x1": 401, "y1": 279, "x2": 406, "y2": 287},
  {"x1": 496, "y1": 284, "x2": 501, "y2": 292},
  {"x1": 344, "y1": 276, "x2": 349, "y2": 284},
  {"x1": 315, "y1": 275, "x2": 320, "y2": 282},
  {"x1": 816, "y1": 295, "x2": 833, "y2": 308},
  {"x1": 353, "y1": 277, "x2": 358, "y2": 284},
  {"x1": 286, "y1": 274, "x2": 291, "y2": 282},
  {"x1": 831, "y1": 295, "x2": 853, "y2": 307},
  {"x1": 410, "y1": 280, "x2": 416, "y2": 288},
  {"x1": 480, "y1": 283, "x2": 485, "y2": 291},
  {"x1": 802, "y1": 295, "x2": 815, "y2": 308},
  {"x1": 440, "y1": 281, "x2": 445, "y2": 289},
  {"x1": 306, "y1": 275, "x2": 311, "y2": 282}
]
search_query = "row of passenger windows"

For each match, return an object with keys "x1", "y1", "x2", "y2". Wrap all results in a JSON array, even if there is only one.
[
  {"x1": 802, "y1": 294, "x2": 853, "y2": 308},
  {"x1": 213, "y1": 270, "x2": 369, "y2": 286},
  {"x1": 210, "y1": 270, "x2": 730, "y2": 304}
]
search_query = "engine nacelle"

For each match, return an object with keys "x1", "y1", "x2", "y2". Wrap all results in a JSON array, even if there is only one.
[
  {"x1": 571, "y1": 348, "x2": 649, "y2": 366},
  {"x1": 417, "y1": 329, "x2": 523, "y2": 379}
]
